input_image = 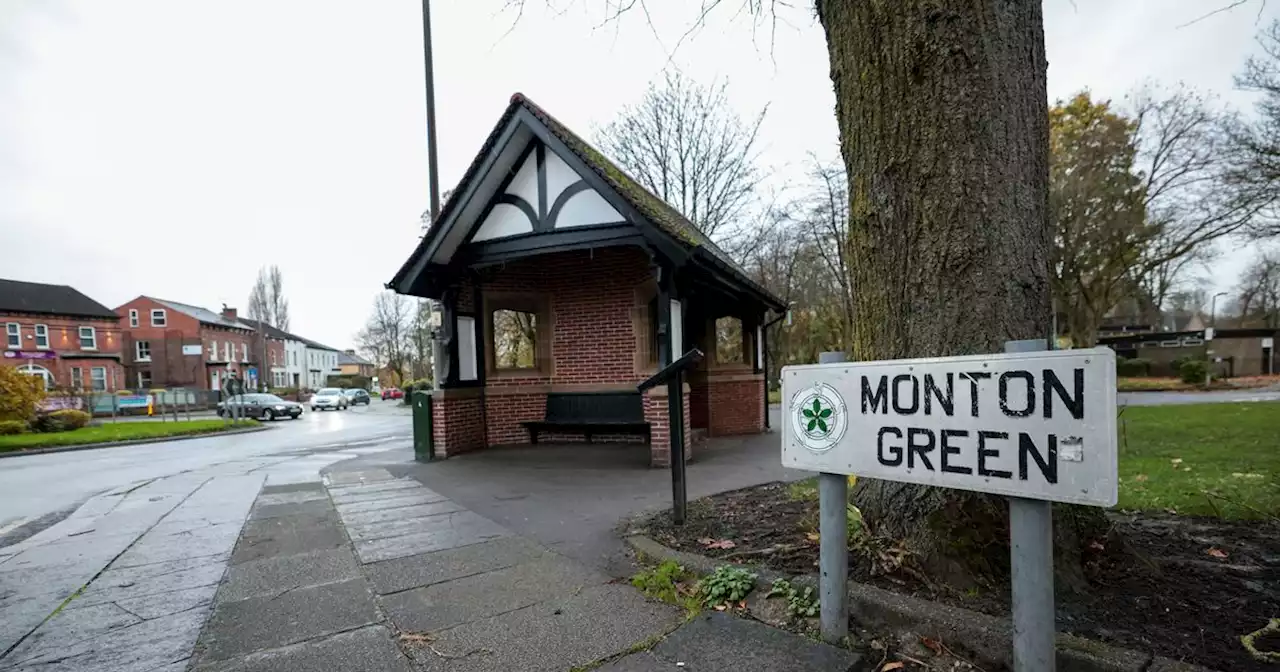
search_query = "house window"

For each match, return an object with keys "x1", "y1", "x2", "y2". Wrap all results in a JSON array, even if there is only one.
[
  {"x1": 137, "y1": 370, "x2": 152, "y2": 389},
  {"x1": 151, "y1": 309, "x2": 167, "y2": 327},
  {"x1": 34, "y1": 324, "x2": 48, "y2": 349},
  {"x1": 5, "y1": 323, "x2": 18, "y2": 348},
  {"x1": 208, "y1": 340, "x2": 217, "y2": 360},
  {"x1": 225, "y1": 342, "x2": 232, "y2": 362},
  {"x1": 79, "y1": 326, "x2": 97, "y2": 350},
  {"x1": 135, "y1": 340, "x2": 151, "y2": 362},
  {"x1": 17, "y1": 364, "x2": 54, "y2": 389},
  {"x1": 242, "y1": 345, "x2": 248, "y2": 362},
  {"x1": 271, "y1": 350, "x2": 277, "y2": 366},
  {"x1": 129, "y1": 309, "x2": 139, "y2": 327},
  {"x1": 715, "y1": 317, "x2": 744, "y2": 365},
  {"x1": 71, "y1": 367, "x2": 83, "y2": 389},
  {"x1": 90, "y1": 366, "x2": 107, "y2": 391}
]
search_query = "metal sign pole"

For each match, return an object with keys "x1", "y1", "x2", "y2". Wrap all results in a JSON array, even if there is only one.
[
  {"x1": 1005, "y1": 338, "x2": 1055, "y2": 672},
  {"x1": 816, "y1": 350, "x2": 849, "y2": 644}
]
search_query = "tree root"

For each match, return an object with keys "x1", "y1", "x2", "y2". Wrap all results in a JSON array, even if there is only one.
[{"x1": 1240, "y1": 618, "x2": 1280, "y2": 663}]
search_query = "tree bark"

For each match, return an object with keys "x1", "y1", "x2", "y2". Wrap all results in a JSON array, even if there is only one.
[{"x1": 817, "y1": 0, "x2": 1104, "y2": 587}]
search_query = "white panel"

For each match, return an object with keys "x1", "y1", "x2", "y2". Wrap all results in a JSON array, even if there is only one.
[
  {"x1": 458, "y1": 316, "x2": 477, "y2": 381},
  {"x1": 670, "y1": 300, "x2": 683, "y2": 358},
  {"x1": 544, "y1": 152, "x2": 579, "y2": 204},
  {"x1": 555, "y1": 188, "x2": 623, "y2": 229},
  {"x1": 506, "y1": 150, "x2": 539, "y2": 207},
  {"x1": 472, "y1": 203, "x2": 533, "y2": 241}
]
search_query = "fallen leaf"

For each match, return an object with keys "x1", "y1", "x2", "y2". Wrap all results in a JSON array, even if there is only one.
[
  {"x1": 1089, "y1": 540, "x2": 1105, "y2": 551},
  {"x1": 738, "y1": 600, "x2": 747, "y2": 609},
  {"x1": 1134, "y1": 474, "x2": 1148, "y2": 482},
  {"x1": 869, "y1": 639, "x2": 885, "y2": 651},
  {"x1": 697, "y1": 538, "x2": 713, "y2": 546},
  {"x1": 881, "y1": 663, "x2": 904, "y2": 671},
  {"x1": 920, "y1": 636, "x2": 944, "y2": 654},
  {"x1": 1171, "y1": 458, "x2": 1183, "y2": 466},
  {"x1": 805, "y1": 532, "x2": 821, "y2": 543},
  {"x1": 1206, "y1": 547, "x2": 1229, "y2": 559},
  {"x1": 702, "y1": 539, "x2": 737, "y2": 550},
  {"x1": 713, "y1": 604, "x2": 727, "y2": 611},
  {"x1": 1182, "y1": 467, "x2": 1191, "y2": 472}
]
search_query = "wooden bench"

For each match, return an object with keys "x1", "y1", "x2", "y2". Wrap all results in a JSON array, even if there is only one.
[{"x1": 522, "y1": 392, "x2": 650, "y2": 444}]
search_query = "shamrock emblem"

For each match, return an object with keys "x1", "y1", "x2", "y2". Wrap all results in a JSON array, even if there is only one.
[{"x1": 802, "y1": 397, "x2": 833, "y2": 435}]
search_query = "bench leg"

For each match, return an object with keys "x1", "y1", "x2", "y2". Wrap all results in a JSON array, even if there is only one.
[
  {"x1": 529, "y1": 429, "x2": 539, "y2": 445},
  {"x1": 584, "y1": 431, "x2": 593, "y2": 444}
]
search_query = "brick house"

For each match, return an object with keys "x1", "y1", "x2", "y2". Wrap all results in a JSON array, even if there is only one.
[
  {"x1": 116, "y1": 297, "x2": 262, "y2": 391},
  {"x1": 239, "y1": 319, "x2": 297, "y2": 390},
  {"x1": 0, "y1": 278, "x2": 126, "y2": 392},
  {"x1": 388, "y1": 94, "x2": 785, "y2": 466},
  {"x1": 338, "y1": 350, "x2": 375, "y2": 377}
]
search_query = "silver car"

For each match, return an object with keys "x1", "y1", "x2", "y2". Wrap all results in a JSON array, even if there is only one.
[{"x1": 310, "y1": 388, "x2": 349, "y2": 411}]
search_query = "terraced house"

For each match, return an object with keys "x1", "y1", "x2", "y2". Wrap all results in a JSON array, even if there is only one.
[{"x1": 0, "y1": 278, "x2": 125, "y2": 391}]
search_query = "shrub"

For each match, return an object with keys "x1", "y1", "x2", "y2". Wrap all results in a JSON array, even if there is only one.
[
  {"x1": 401, "y1": 378, "x2": 432, "y2": 397},
  {"x1": 1179, "y1": 359, "x2": 1210, "y2": 385},
  {"x1": 1115, "y1": 357, "x2": 1151, "y2": 377},
  {"x1": 49, "y1": 409, "x2": 91, "y2": 431},
  {"x1": 0, "y1": 420, "x2": 27, "y2": 435},
  {"x1": 0, "y1": 366, "x2": 45, "y2": 423}
]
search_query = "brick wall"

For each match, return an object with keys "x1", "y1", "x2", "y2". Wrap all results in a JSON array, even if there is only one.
[
  {"x1": 707, "y1": 376, "x2": 765, "y2": 436},
  {"x1": 2, "y1": 311, "x2": 126, "y2": 391},
  {"x1": 432, "y1": 395, "x2": 485, "y2": 457},
  {"x1": 645, "y1": 385, "x2": 692, "y2": 467}
]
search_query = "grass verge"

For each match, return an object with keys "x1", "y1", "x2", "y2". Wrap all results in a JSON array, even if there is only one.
[
  {"x1": 1118, "y1": 402, "x2": 1278, "y2": 518},
  {"x1": 0, "y1": 419, "x2": 260, "y2": 452}
]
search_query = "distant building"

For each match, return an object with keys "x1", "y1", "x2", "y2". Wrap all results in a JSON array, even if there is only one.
[
  {"x1": 116, "y1": 297, "x2": 258, "y2": 391},
  {"x1": 338, "y1": 349, "x2": 374, "y2": 377},
  {"x1": 0, "y1": 278, "x2": 126, "y2": 391},
  {"x1": 302, "y1": 339, "x2": 341, "y2": 389}
]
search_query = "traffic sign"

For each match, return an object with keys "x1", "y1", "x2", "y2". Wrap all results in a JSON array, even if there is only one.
[{"x1": 781, "y1": 347, "x2": 1118, "y2": 506}]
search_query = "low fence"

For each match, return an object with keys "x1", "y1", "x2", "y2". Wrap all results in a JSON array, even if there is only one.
[{"x1": 38, "y1": 389, "x2": 225, "y2": 418}]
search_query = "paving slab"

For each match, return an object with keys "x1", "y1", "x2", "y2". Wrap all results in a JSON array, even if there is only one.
[
  {"x1": 353, "y1": 512, "x2": 509, "y2": 564},
  {"x1": 4, "y1": 603, "x2": 208, "y2": 672},
  {"x1": 382, "y1": 555, "x2": 607, "y2": 632},
  {"x1": 116, "y1": 583, "x2": 218, "y2": 619},
  {"x1": 648, "y1": 612, "x2": 862, "y2": 671},
  {"x1": 403, "y1": 582, "x2": 681, "y2": 672},
  {"x1": 259, "y1": 482, "x2": 327, "y2": 495},
  {"x1": 77, "y1": 553, "x2": 228, "y2": 607},
  {"x1": 230, "y1": 513, "x2": 346, "y2": 565},
  {"x1": 192, "y1": 625, "x2": 411, "y2": 672},
  {"x1": 195, "y1": 578, "x2": 379, "y2": 662},
  {"x1": 327, "y1": 479, "x2": 422, "y2": 497},
  {"x1": 330, "y1": 485, "x2": 445, "y2": 506},
  {"x1": 248, "y1": 499, "x2": 333, "y2": 521},
  {"x1": 326, "y1": 469, "x2": 397, "y2": 486},
  {"x1": 337, "y1": 500, "x2": 467, "y2": 528},
  {"x1": 114, "y1": 525, "x2": 241, "y2": 569},
  {"x1": 254, "y1": 490, "x2": 328, "y2": 506},
  {"x1": 335, "y1": 492, "x2": 450, "y2": 515},
  {"x1": 346, "y1": 508, "x2": 499, "y2": 543},
  {"x1": 595, "y1": 651, "x2": 670, "y2": 671},
  {"x1": 2, "y1": 601, "x2": 141, "y2": 667},
  {"x1": 219, "y1": 548, "x2": 360, "y2": 603},
  {"x1": 365, "y1": 536, "x2": 552, "y2": 596}
]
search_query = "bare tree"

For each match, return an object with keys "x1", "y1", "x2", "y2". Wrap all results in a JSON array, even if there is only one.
[
  {"x1": 1233, "y1": 250, "x2": 1280, "y2": 327},
  {"x1": 247, "y1": 265, "x2": 290, "y2": 390},
  {"x1": 596, "y1": 70, "x2": 766, "y2": 239},
  {"x1": 1233, "y1": 20, "x2": 1280, "y2": 239},
  {"x1": 357, "y1": 291, "x2": 412, "y2": 387}
]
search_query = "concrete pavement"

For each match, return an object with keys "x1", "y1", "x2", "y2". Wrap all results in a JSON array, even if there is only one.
[{"x1": 187, "y1": 465, "x2": 860, "y2": 672}]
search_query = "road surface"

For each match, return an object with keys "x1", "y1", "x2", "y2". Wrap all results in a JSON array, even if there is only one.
[
  {"x1": 0, "y1": 403, "x2": 411, "y2": 536},
  {"x1": 1117, "y1": 387, "x2": 1280, "y2": 406}
]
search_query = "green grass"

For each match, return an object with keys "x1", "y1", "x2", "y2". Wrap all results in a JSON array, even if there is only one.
[
  {"x1": 767, "y1": 388, "x2": 781, "y2": 404},
  {"x1": 0, "y1": 419, "x2": 259, "y2": 452},
  {"x1": 1118, "y1": 402, "x2": 1279, "y2": 519}
]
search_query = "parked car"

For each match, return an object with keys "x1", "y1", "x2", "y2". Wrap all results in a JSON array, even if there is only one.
[
  {"x1": 381, "y1": 387, "x2": 403, "y2": 400},
  {"x1": 310, "y1": 388, "x2": 349, "y2": 411},
  {"x1": 217, "y1": 393, "x2": 303, "y2": 421},
  {"x1": 344, "y1": 389, "x2": 371, "y2": 406}
]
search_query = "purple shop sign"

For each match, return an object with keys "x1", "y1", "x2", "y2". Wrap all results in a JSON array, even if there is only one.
[
  {"x1": 2, "y1": 350, "x2": 57, "y2": 360},
  {"x1": 38, "y1": 396, "x2": 84, "y2": 411}
]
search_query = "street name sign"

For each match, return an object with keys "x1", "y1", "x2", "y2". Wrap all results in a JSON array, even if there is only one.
[{"x1": 781, "y1": 347, "x2": 1118, "y2": 506}]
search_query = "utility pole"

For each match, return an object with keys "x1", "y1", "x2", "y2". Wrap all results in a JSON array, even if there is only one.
[{"x1": 422, "y1": 0, "x2": 440, "y2": 222}]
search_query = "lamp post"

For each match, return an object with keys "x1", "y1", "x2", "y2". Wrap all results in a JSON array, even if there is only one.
[
  {"x1": 1210, "y1": 291, "x2": 1228, "y2": 328},
  {"x1": 422, "y1": 0, "x2": 440, "y2": 221}
]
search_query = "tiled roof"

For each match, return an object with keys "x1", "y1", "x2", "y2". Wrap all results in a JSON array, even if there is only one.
[
  {"x1": 405, "y1": 93, "x2": 783, "y2": 310},
  {"x1": 152, "y1": 298, "x2": 255, "y2": 331},
  {"x1": 337, "y1": 350, "x2": 372, "y2": 366},
  {"x1": 0, "y1": 278, "x2": 118, "y2": 319},
  {"x1": 238, "y1": 318, "x2": 339, "y2": 351}
]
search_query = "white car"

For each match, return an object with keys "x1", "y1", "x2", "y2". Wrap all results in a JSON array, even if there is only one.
[{"x1": 310, "y1": 388, "x2": 349, "y2": 411}]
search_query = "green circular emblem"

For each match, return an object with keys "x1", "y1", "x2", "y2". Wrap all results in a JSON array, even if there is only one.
[{"x1": 790, "y1": 383, "x2": 847, "y2": 453}]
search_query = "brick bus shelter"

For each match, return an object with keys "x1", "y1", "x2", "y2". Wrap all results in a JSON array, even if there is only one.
[{"x1": 389, "y1": 94, "x2": 786, "y2": 467}]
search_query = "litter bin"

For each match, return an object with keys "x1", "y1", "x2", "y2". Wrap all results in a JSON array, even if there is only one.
[{"x1": 412, "y1": 390, "x2": 434, "y2": 463}]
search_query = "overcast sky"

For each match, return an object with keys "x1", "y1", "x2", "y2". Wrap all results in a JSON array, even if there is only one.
[{"x1": 1, "y1": 0, "x2": 1274, "y2": 348}]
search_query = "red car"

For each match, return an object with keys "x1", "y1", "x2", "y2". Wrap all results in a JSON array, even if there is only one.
[{"x1": 381, "y1": 388, "x2": 403, "y2": 400}]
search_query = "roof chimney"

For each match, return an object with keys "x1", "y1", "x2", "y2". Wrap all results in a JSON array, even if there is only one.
[
  {"x1": 221, "y1": 305, "x2": 238, "y2": 320},
  {"x1": 345, "y1": 349, "x2": 355, "y2": 355}
]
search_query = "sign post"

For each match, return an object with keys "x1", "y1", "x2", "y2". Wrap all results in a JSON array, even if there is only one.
[
  {"x1": 816, "y1": 351, "x2": 849, "y2": 644},
  {"x1": 1005, "y1": 339, "x2": 1055, "y2": 671},
  {"x1": 782, "y1": 346, "x2": 1117, "y2": 671}
]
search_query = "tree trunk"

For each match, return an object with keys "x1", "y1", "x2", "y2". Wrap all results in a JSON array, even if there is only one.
[{"x1": 817, "y1": 0, "x2": 1105, "y2": 587}]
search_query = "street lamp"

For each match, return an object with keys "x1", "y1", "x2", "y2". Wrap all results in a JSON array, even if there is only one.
[
  {"x1": 422, "y1": 0, "x2": 440, "y2": 222},
  {"x1": 1210, "y1": 291, "x2": 1228, "y2": 328}
]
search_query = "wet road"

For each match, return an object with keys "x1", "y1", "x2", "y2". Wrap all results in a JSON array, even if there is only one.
[
  {"x1": 0, "y1": 404, "x2": 411, "y2": 535},
  {"x1": 1117, "y1": 388, "x2": 1280, "y2": 406}
]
